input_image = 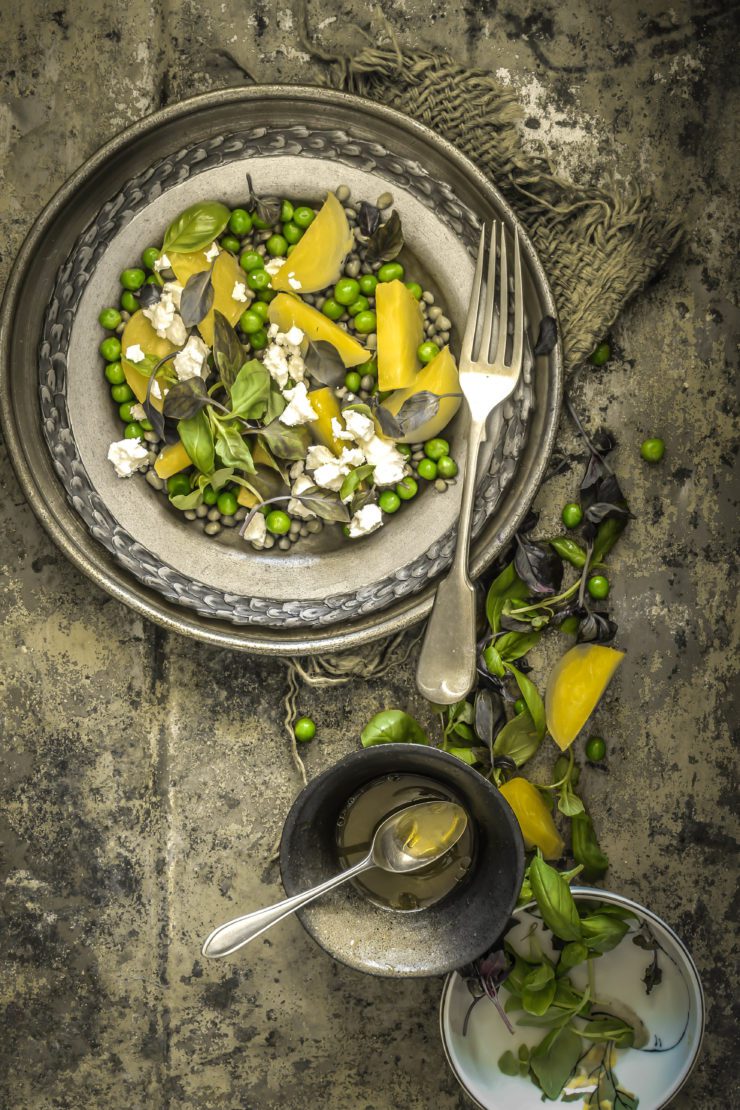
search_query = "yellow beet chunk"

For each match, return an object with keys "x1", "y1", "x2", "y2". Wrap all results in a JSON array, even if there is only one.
[
  {"x1": 154, "y1": 441, "x2": 191, "y2": 479},
  {"x1": 381, "y1": 346, "x2": 461, "y2": 443},
  {"x1": 545, "y1": 645, "x2": 625, "y2": 751},
  {"x1": 237, "y1": 486, "x2": 260, "y2": 509},
  {"x1": 307, "y1": 386, "x2": 344, "y2": 455},
  {"x1": 499, "y1": 778, "x2": 564, "y2": 859},
  {"x1": 169, "y1": 248, "x2": 244, "y2": 346},
  {"x1": 376, "y1": 280, "x2": 424, "y2": 391},
  {"x1": 268, "y1": 293, "x2": 368, "y2": 367},
  {"x1": 271, "y1": 192, "x2": 352, "y2": 294},
  {"x1": 120, "y1": 310, "x2": 177, "y2": 410}
]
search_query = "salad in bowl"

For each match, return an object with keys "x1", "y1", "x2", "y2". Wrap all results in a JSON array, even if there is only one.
[{"x1": 97, "y1": 178, "x2": 462, "y2": 552}]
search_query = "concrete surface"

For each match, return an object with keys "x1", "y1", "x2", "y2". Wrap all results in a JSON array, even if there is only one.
[{"x1": 1, "y1": 2, "x2": 738, "y2": 1107}]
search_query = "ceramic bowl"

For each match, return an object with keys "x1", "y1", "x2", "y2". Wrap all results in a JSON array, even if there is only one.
[
  {"x1": 440, "y1": 887, "x2": 705, "y2": 1109},
  {"x1": 279, "y1": 744, "x2": 524, "y2": 977}
]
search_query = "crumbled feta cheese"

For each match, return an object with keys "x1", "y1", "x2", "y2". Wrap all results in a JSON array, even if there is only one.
[
  {"x1": 173, "y1": 335, "x2": 210, "y2": 382},
  {"x1": 142, "y1": 289, "x2": 189, "y2": 345},
  {"x1": 204, "y1": 242, "x2": 220, "y2": 262},
  {"x1": 288, "y1": 473, "x2": 318, "y2": 520},
  {"x1": 153, "y1": 253, "x2": 171, "y2": 273},
  {"x1": 362, "y1": 435, "x2": 407, "y2": 486},
  {"x1": 263, "y1": 343, "x2": 290, "y2": 389},
  {"x1": 331, "y1": 417, "x2": 355, "y2": 442},
  {"x1": 107, "y1": 437, "x2": 149, "y2": 478},
  {"x1": 284, "y1": 325, "x2": 304, "y2": 346},
  {"x1": 306, "y1": 445, "x2": 366, "y2": 491},
  {"x1": 279, "y1": 381, "x2": 318, "y2": 426},
  {"x1": 267, "y1": 322, "x2": 280, "y2": 339},
  {"x1": 166, "y1": 314, "x2": 188, "y2": 346},
  {"x1": 348, "y1": 503, "x2": 383, "y2": 538},
  {"x1": 125, "y1": 344, "x2": 145, "y2": 363},
  {"x1": 150, "y1": 379, "x2": 163, "y2": 401},
  {"x1": 264, "y1": 256, "x2": 286, "y2": 276},
  {"x1": 162, "y1": 280, "x2": 183, "y2": 308},
  {"x1": 342, "y1": 408, "x2": 376, "y2": 442},
  {"x1": 232, "y1": 280, "x2": 249, "y2": 303},
  {"x1": 263, "y1": 327, "x2": 306, "y2": 388},
  {"x1": 242, "y1": 511, "x2": 267, "y2": 548},
  {"x1": 290, "y1": 460, "x2": 305, "y2": 480},
  {"x1": 287, "y1": 272, "x2": 302, "y2": 290},
  {"x1": 130, "y1": 403, "x2": 147, "y2": 422}
]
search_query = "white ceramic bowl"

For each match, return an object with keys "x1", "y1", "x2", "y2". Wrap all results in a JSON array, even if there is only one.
[{"x1": 439, "y1": 887, "x2": 705, "y2": 1110}]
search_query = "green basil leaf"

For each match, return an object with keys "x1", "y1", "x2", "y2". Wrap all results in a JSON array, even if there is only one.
[
  {"x1": 293, "y1": 484, "x2": 350, "y2": 524},
  {"x1": 230, "y1": 360, "x2": 271, "y2": 420},
  {"x1": 496, "y1": 630, "x2": 542, "y2": 662},
  {"x1": 558, "y1": 942, "x2": 589, "y2": 974},
  {"x1": 530, "y1": 856, "x2": 583, "y2": 943},
  {"x1": 264, "y1": 385, "x2": 287, "y2": 423},
  {"x1": 162, "y1": 201, "x2": 231, "y2": 255},
  {"x1": 492, "y1": 710, "x2": 543, "y2": 767},
  {"x1": 483, "y1": 644, "x2": 505, "y2": 678},
  {"x1": 177, "y1": 410, "x2": 214, "y2": 475},
  {"x1": 558, "y1": 787, "x2": 585, "y2": 817},
  {"x1": 445, "y1": 745, "x2": 478, "y2": 765},
  {"x1": 571, "y1": 811, "x2": 610, "y2": 881},
  {"x1": 215, "y1": 423, "x2": 256, "y2": 473},
  {"x1": 485, "y1": 563, "x2": 527, "y2": 632},
  {"x1": 169, "y1": 488, "x2": 203, "y2": 510},
  {"x1": 339, "y1": 463, "x2": 375, "y2": 503},
  {"x1": 163, "y1": 377, "x2": 211, "y2": 422},
  {"x1": 360, "y1": 710, "x2": 428, "y2": 747},
  {"x1": 529, "y1": 1026, "x2": 582, "y2": 1100},
  {"x1": 580, "y1": 913, "x2": 630, "y2": 955},
  {"x1": 213, "y1": 310, "x2": 246, "y2": 389},
  {"x1": 180, "y1": 266, "x2": 215, "y2": 327},
  {"x1": 497, "y1": 1051, "x2": 520, "y2": 1077},
  {"x1": 207, "y1": 467, "x2": 235, "y2": 492},
  {"x1": 577, "y1": 1017, "x2": 634, "y2": 1047},
  {"x1": 505, "y1": 663, "x2": 546, "y2": 739},
  {"x1": 522, "y1": 978, "x2": 557, "y2": 1016},
  {"x1": 258, "y1": 420, "x2": 312, "y2": 461},
  {"x1": 524, "y1": 963, "x2": 555, "y2": 992},
  {"x1": 122, "y1": 353, "x2": 159, "y2": 379}
]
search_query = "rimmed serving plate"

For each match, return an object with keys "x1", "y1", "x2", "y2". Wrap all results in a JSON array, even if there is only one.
[{"x1": 0, "y1": 86, "x2": 562, "y2": 654}]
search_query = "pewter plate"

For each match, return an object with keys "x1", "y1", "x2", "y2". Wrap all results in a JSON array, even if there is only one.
[{"x1": 0, "y1": 87, "x2": 562, "y2": 655}]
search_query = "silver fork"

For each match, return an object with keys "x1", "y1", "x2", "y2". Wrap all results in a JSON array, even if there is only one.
[{"x1": 416, "y1": 221, "x2": 524, "y2": 704}]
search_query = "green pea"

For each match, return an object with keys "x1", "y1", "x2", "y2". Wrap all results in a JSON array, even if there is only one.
[
  {"x1": 202, "y1": 485, "x2": 218, "y2": 506},
  {"x1": 424, "y1": 438, "x2": 449, "y2": 461},
  {"x1": 217, "y1": 491, "x2": 238, "y2": 516},
  {"x1": 396, "y1": 476, "x2": 418, "y2": 500},
  {"x1": 294, "y1": 716, "x2": 316, "y2": 742},
  {"x1": 229, "y1": 208, "x2": 253, "y2": 236},
  {"x1": 437, "y1": 455, "x2": 458, "y2": 478},
  {"x1": 118, "y1": 401, "x2": 137, "y2": 422},
  {"x1": 104, "y1": 361, "x2": 125, "y2": 385},
  {"x1": 377, "y1": 261, "x2": 405, "y2": 282},
  {"x1": 167, "y1": 473, "x2": 191, "y2": 497},
  {"x1": 220, "y1": 235, "x2": 241, "y2": 253},
  {"x1": 405, "y1": 281, "x2": 423, "y2": 300},
  {"x1": 587, "y1": 575, "x2": 610, "y2": 600},
  {"x1": 344, "y1": 371, "x2": 361, "y2": 392},
  {"x1": 585, "y1": 736, "x2": 606, "y2": 762},
  {"x1": 266, "y1": 510, "x2": 291, "y2": 535},
  {"x1": 251, "y1": 300, "x2": 269, "y2": 321},
  {"x1": 641, "y1": 437, "x2": 665, "y2": 463},
  {"x1": 250, "y1": 327, "x2": 268, "y2": 351},
  {"x1": 145, "y1": 274, "x2": 161, "y2": 286},
  {"x1": 286, "y1": 244, "x2": 296, "y2": 256},
  {"x1": 396, "y1": 444, "x2": 412, "y2": 459},
  {"x1": 124, "y1": 422, "x2": 144, "y2": 439},
  {"x1": 359, "y1": 274, "x2": 378, "y2": 296},
  {"x1": 141, "y1": 247, "x2": 160, "y2": 270},
  {"x1": 99, "y1": 337, "x2": 121, "y2": 362},
  {"x1": 257, "y1": 289, "x2": 276, "y2": 303},
  {"x1": 417, "y1": 458, "x2": 438, "y2": 480},
  {"x1": 111, "y1": 383, "x2": 134, "y2": 403},
  {"x1": 348, "y1": 296, "x2": 370, "y2": 317},
  {"x1": 418, "y1": 341, "x2": 440, "y2": 364},
  {"x1": 141, "y1": 419, "x2": 153, "y2": 432},
  {"x1": 120, "y1": 268, "x2": 146, "y2": 291},
  {"x1": 322, "y1": 297, "x2": 344, "y2": 321},
  {"x1": 280, "y1": 199, "x2": 294, "y2": 222},
  {"x1": 98, "y1": 307, "x2": 122, "y2": 330},
  {"x1": 353, "y1": 310, "x2": 377, "y2": 334},
  {"x1": 240, "y1": 250, "x2": 264, "y2": 273},
  {"x1": 246, "y1": 269, "x2": 271, "y2": 292},
  {"x1": 379, "y1": 489, "x2": 401, "y2": 513},
  {"x1": 266, "y1": 233, "x2": 288, "y2": 257},
  {"x1": 358, "y1": 358, "x2": 377, "y2": 377},
  {"x1": 292, "y1": 206, "x2": 315, "y2": 229},
  {"x1": 562, "y1": 502, "x2": 583, "y2": 529},
  {"x1": 283, "y1": 221, "x2": 303, "y2": 245},
  {"x1": 513, "y1": 698, "x2": 526, "y2": 715},
  {"x1": 239, "y1": 309, "x2": 263, "y2": 335},
  {"x1": 334, "y1": 278, "x2": 361, "y2": 306},
  {"x1": 120, "y1": 291, "x2": 138, "y2": 313},
  {"x1": 590, "y1": 341, "x2": 611, "y2": 366}
]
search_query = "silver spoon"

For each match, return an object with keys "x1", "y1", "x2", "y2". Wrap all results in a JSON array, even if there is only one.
[{"x1": 201, "y1": 800, "x2": 468, "y2": 959}]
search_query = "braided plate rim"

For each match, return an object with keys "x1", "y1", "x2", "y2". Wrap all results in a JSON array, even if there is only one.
[{"x1": 38, "y1": 125, "x2": 533, "y2": 629}]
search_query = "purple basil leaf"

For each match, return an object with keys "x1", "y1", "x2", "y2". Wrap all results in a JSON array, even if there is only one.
[
  {"x1": 374, "y1": 404, "x2": 404, "y2": 439},
  {"x1": 533, "y1": 315, "x2": 558, "y2": 356},
  {"x1": 162, "y1": 377, "x2": 210, "y2": 421},
  {"x1": 365, "y1": 210, "x2": 403, "y2": 264},
  {"x1": 138, "y1": 283, "x2": 162, "y2": 309},
  {"x1": 357, "y1": 201, "x2": 381, "y2": 238},
  {"x1": 577, "y1": 611, "x2": 618, "y2": 644},
  {"x1": 305, "y1": 340, "x2": 347, "y2": 389},
  {"x1": 180, "y1": 267, "x2": 215, "y2": 328},
  {"x1": 514, "y1": 535, "x2": 564, "y2": 596}
]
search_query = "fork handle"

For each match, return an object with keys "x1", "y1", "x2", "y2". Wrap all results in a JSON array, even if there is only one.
[{"x1": 416, "y1": 417, "x2": 487, "y2": 704}]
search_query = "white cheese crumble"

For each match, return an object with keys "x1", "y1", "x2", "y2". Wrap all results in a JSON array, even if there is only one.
[
  {"x1": 242, "y1": 512, "x2": 267, "y2": 548},
  {"x1": 331, "y1": 408, "x2": 407, "y2": 486},
  {"x1": 130, "y1": 403, "x2": 147, "y2": 422},
  {"x1": 153, "y1": 253, "x2": 171, "y2": 273},
  {"x1": 232, "y1": 281, "x2": 249, "y2": 303},
  {"x1": 150, "y1": 379, "x2": 163, "y2": 401},
  {"x1": 142, "y1": 288, "x2": 188, "y2": 345},
  {"x1": 264, "y1": 255, "x2": 286, "y2": 276},
  {"x1": 262, "y1": 327, "x2": 306, "y2": 388},
  {"x1": 279, "y1": 381, "x2": 318, "y2": 426},
  {"x1": 204, "y1": 242, "x2": 220, "y2": 262},
  {"x1": 283, "y1": 325, "x2": 304, "y2": 346},
  {"x1": 288, "y1": 472, "x2": 318, "y2": 519},
  {"x1": 348, "y1": 503, "x2": 383, "y2": 538},
  {"x1": 262, "y1": 344, "x2": 290, "y2": 389},
  {"x1": 107, "y1": 437, "x2": 149, "y2": 478},
  {"x1": 173, "y1": 335, "x2": 210, "y2": 382},
  {"x1": 125, "y1": 344, "x2": 145, "y2": 363},
  {"x1": 306, "y1": 445, "x2": 365, "y2": 491},
  {"x1": 287, "y1": 272, "x2": 302, "y2": 290},
  {"x1": 162, "y1": 280, "x2": 183, "y2": 308}
]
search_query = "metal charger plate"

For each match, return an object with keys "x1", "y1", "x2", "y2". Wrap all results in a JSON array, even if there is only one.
[{"x1": 0, "y1": 86, "x2": 562, "y2": 655}]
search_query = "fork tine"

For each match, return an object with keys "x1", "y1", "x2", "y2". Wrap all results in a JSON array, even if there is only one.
[
  {"x1": 510, "y1": 229, "x2": 524, "y2": 371},
  {"x1": 477, "y1": 222, "x2": 497, "y2": 363},
  {"x1": 494, "y1": 225, "x2": 509, "y2": 364},
  {"x1": 460, "y1": 224, "x2": 486, "y2": 364}
]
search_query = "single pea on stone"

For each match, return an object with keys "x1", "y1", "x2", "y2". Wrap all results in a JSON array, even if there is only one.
[
  {"x1": 379, "y1": 489, "x2": 401, "y2": 513},
  {"x1": 641, "y1": 437, "x2": 665, "y2": 463},
  {"x1": 217, "y1": 491, "x2": 238, "y2": 516},
  {"x1": 266, "y1": 510, "x2": 291, "y2": 535},
  {"x1": 120, "y1": 291, "x2": 138, "y2": 313},
  {"x1": 587, "y1": 574, "x2": 610, "y2": 600},
  {"x1": 294, "y1": 716, "x2": 316, "y2": 742},
  {"x1": 437, "y1": 456, "x2": 458, "y2": 479},
  {"x1": 100, "y1": 336, "x2": 122, "y2": 362},
  {"x1": 417, "y1": 341, "x2": 440, "y2": 364},
  {"x1": 229, "y1": 208, "x2": 253, "y2": 236},
  {"x1": 562, "y1": 502, "x2": 583, "y2": 528},
  {"x1": 110, "y1": 383, "x2": 133, "y2": 404},
  {"x1": 293, "y1": 206, "x2": 315, "y2": 229},
  {"x1": 120, "y1": 267, "x2": 146, "y2": 291},
  {"x1": 424, "y1": 438, "x2": 449, "y2": 461},
  {"x1": 417, "y1": 458, "x2": 438, "y2": 481},
  {"x1": 98, "y1": 307, "x2": 122, "y2": 330},
  {"x1": 344, "y1": 371, "x2": 361, "y2": 392},
  {"x1": 585, "y1": 736, "x2": 606, "y2": 761},
  {"x1": 104, "y1": 362, "x2": 125, "y2": 385},
  {"x1": 590, "y1": 341, "x2": 611, "y2": 366}
]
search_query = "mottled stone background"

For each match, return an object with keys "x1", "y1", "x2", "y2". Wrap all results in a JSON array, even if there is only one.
[{"x1": 1, "y1": 2, "x2": 737, "y2": 1108}]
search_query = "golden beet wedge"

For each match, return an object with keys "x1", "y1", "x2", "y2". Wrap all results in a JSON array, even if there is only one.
[
  {"x1": 270, "y1": 193, "x2": 353, "y2": 294},
  {"x1": 306, "y1": 386, "x2": 344, "y2": 455},
  {"x1": 154, "y1": 441, "x2": 191, "y2": 480},
  {"x1": 499, "y1": 777, "x2": 564, "y2": 859},
  {"x1": 376, "y1": 279, "x2": 424, "y2": 391},
  {"x1": 120, "y1": 311, "x2": 177, "y2": 411},
  {"x1": 267, "y1": 294, "x2": 368, "y2": 368},
  {"x1": 545, "y1": 644, "x2": 625, "y2": 751},
  {"x1": 169, "y1": 248, "x2": 244, "y2": 346},
  {"x1": 381, "y1": 345, "x2": 461, "y2": 443}
]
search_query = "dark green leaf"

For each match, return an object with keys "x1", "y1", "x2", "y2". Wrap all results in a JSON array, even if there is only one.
[
  {"x1": 592, "y1": 516, "x2": 627, "y2": 563},
  {"x1": 524, "y1": 963, "x2": 555, "y2": 992},
  {"x1": 293, "y1": 484, "x2": 351, "y2": 523},
  {"x1": 530, "y1": 857, "x2": 583, "y2": 943},
  {"x1": 529, "y1": 1026, "x2": 582, "y2": 1100},
  {"x1": 179, "y1": 266, "x2": 214, "y2": 327},
  {"x1": 206, "y1": 467, "x2": 234, "y2": 492},
  {"x1": 496, "y1": 630, "x2": 542, "y2": 662},
  {"x1": 258, "y1": 420, "x2": 311, "y2": 461},
  {"x1": 360, "y1": 710, "x2": 428, "y2": 747},
  {"x1": 571, "y1": 811, "x2": 610, "y2": 881},
  {"x1": 230, "y1": 360, "x2": 271, "y2": 420},
  {"x1": 577, "y1": 612, "x2": 618, "y2": 644},
  {"x1": 558, "y1": 786, "x2": 585, "y2": 817},
  {"x1": 169, "y1": 488, "x2": 202, "y2": 510},
  {"x1": 446, "y1": 746, "x2": 478, "y2": 765},
  {"x1": 163, "y1": 377, "x2": 210, "y2": 421},
  {"x1": 485, "y1": 563, "x2": 528, "y2": 632},
  {"x1": 357, "y1": 201, "x2": 380, "y2": 238},
  {"x1": 483, "y1": 644, "x2": 505, "y2": 678},
  {"x1": 580, "y1": 913, "x2": 630, "y2": 954},
  {"x1": 497, "y1": 1051, "x2": 520, "y2": 1077},
  {"x1": 492, "y1": 710, "x2": 543, "y2": 767},
  {"x1": 505, "y1": 664, "x2": 546, "y2": 738},
  {"x1": 365, "y1": 209, "x2": 403, "y2": 263},
  {"x1": 523, "y1": 978, "x2": 557, "y2": 1016},
  {"x1": 304, "y1": 340, "x2": 347, "y2": 389},
  {"x1": 122, "y1": 352, "x2": 159, "y2": 378},
  {"x1": 474, "y1": 689, "x2": 503, "y2": 752},
  {"x1": 246, "y1": 174, "x2": 281, "y2": 226},
  {"x1": 558, "y1": 943, "x2": 589, "y2": 974},
  {"x1": 162, "y1": 201, "x2": 231, "y2": 254},
  {"x1": 264, "y1": 385, "x2": 287, "y2": 423},
  {"x1": 213, "y1": 310, "x2": 245, "y2": 389},
  {"x1": 214, "y1": 423, "x2": 255, "y2": 473},
  {"x1": 373, "y1": 404, "x2": 404, "y2": 439},
  {"x1": 177, "y1": 410, "x2": 214, "y2": 474},
  {"x1": 339, "y1": 463, "x2": 375, "y2": 503}
]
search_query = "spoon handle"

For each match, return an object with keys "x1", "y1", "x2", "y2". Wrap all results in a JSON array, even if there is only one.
[{"x1": 201, "y1": 856, "x2": 373, "y2": 958}]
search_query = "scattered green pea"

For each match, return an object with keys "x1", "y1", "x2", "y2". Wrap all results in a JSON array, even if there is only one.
[
  {"x1": 437, "y1": 456, "x2": 458, "y2": 479},
  {"x1": 98, "y1": 307, "x2": 122, "y2": 330},
  {"x1": 250, "y1": 327, "x2": 268, "y2": 351},
  {"x1": 257, "y1": 289, "x2": 276, "y2": 303},
  {"x1": 585, "y1": 736, "x2": 606, "y2": 762},
  {"x1": 514, "y1": 698, "x2": 526, "y2": 715},
  {"x1": 396, "y1": 475, "x2": 418, "y2": 500},
  {"x1": 111, "y1": 383, "x2": 134, "y2": 403},
  {"x1": 120, "y1": 268, "x2": 146, "y2": 291},
  {"x1": 292, "y1": 206, "x2": 315, "y2": 229},
  {"x1": 118, "y1": 401, "x2": 137, "y2": 422},
  {"x1": 377, "y1": 261, "x2": 405, "y2": 282},
  {"x1": 590, "y1": 341, "x2": 611, "y2": 366},
  {"x1": 229, "y1": 208, "x2": 253, "y2": 236},
  {"x1": 100, "y1": 336, "x2": 122, "y2": 362},
  {"x1": 104, "y1": 362, "x2": 125, "y2": 385},
  {"x1": 286, "y1": 244, "x2": 296, "y2": 256},
  {"x1": 353, "y1": 310, "x2": 377, "y2": 334},
  {"x1": 562, "y1": 502, "x2": 583, "y2": 529},
  {"x1": 379, "y1": 490, "x2": 401, "y2": 514},
  {"x1": 587, "y1": 575, "x2": 610, "y2": 600},
  {"x1": 280, "y1": 200, "x2": 294, "y2": 223},
  {"x1": 144, "y1": 274, "x2": 161, "y2": 287},
  {"x1": 124, "y1": 422, "x2": 144, "y2": 439},
  {"x1": 220, "y1": 235, "x2": 241, "y2": 253},
  {"x1": 240, "y1": 250, "x2": 264, "y2": 273},
  {"x1": 418, "y1": 341, "x2": 440, "y2": 364},
  {"x1": 359, "y1": 273, "x2": 378, "y2": 296},
  {"x1": 357, "y1": 358, "x2": 377, "y2": 377},
  {"x1": 417, "y1": 458, "x2": 438, "y2": 481},
  {"x1": 319, "y1": 297, "x2": 342, "y2": 321},
  {"x1": 246, "y1": 269, "x2": 271, "y2": 292},
  {"x1": 344, "y1": 371, "x2": 362, "y2": 392},
  {"x1": 347, "y1": 296, "x2": 370, "y2": 318},
  {"x1": 120, "y1": 291, "x2": 138, "y2": 313},
  {"x1": 396, "y1": 444, "x2": 412, "y2": 459},
  {"x1": 202, "y1": 485, "x2": 218, "y2": 506},
  {"x1": 424, "y1": 438, "x2": 449, "y2": 461},
  {"x1": 334, "y1": 277, "x2": 361, "y2": 306},
  {"x1": 167, "y1": 473, "x2": 191, "y2": 497},
  {"x1": 250, "y1": 300, "x2": 269, "y2": 322},
  {"x1": 217, "y1": 491, "x2": 238, "y2": 516},
  {"x1": 405, "y1": 281, "x2": 423, "y2": 300},
  {"x1": 266, "y1": 510, "x2": 291, "y2": 535},
  {"x1": 283, "y1": 221, "x2": 303, "y2": 245},
  {"x1": 239, "y1": 309, "x2": 263, "y2": 335},
  {"x1": 141, "y1": 419, "x2": 153, "y2": 432},
  {"x1": 141, "y1": 247, "x2": 160, "y2": 270},
  {"x1": 266, "y1": 233, "x2": 288, "y2": 257},
  {"x1": 641, "y1": 437, "x2": 665, "y2": 463},
  {"x1": 294, "y1": 716, "x2": 316, "y2": 742}
]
